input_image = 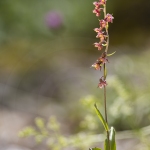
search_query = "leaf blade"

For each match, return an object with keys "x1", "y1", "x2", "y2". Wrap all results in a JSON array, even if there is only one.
[
  {"x1": 94, "y1": 104, "x2": 109, "y2": 131},
  {"x1": 104, "y1": 139, "x2": 109, "y2": 150},
  {"x1": 109, "y1": 127, "x2": 116, "y2": 150},
  {"x1": 89, "y1": 148, "x2": 102, "y2": 150}
]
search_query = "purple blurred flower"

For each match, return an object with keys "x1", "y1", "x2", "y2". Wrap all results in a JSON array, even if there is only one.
[{"x1": 45, "y1": 11, "x2": 63, "y2": 29}]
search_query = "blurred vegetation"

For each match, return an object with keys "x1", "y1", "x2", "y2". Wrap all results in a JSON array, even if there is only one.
[{"x1": 19, "y1": 72, "x2": 150, "y2": 149}]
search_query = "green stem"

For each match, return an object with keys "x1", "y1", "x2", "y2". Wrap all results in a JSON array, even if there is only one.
[
  {"x1": 103, "y1": 5, "x2": 109, "y2": 53},
  {"x1": 103, "y1": 3, "x2": 110, "y2": 150},
  {"x1": 104, "y1": 85, "x2": 110, "y2": 150},
  {"x1": 104, "y1": 83, "x2": 108, "y2": 123}
]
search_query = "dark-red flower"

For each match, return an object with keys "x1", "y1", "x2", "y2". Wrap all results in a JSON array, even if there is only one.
[
  {"x1": 92, "y1": 52, "x2": 108, "y2": 70},
  {"x1": 96, "y1": 31, "x2": 107, "y2": 42},
  {"x1": 94, "y1": 42, "x2": 103, "y2": 50},
  {"x1": 93, "y1": 8, "x2": 101, "y2": 17},
  {"x1": 99, "y1": 19, "x2": 107, "y2": 29},
  {"x1": 93, "y1": 8, "x2": 103, "y2": 17},
  {"x1": 94, "y1": 28, "x2": 101, "y2": 33},
  {"x1": 98, "y1": 76, "x2": 107, "y2": 88},
  {"x1": 97, "y1": 52, "x2": 108, "y2": 63},
  {"x1": 92, "y1": 62, "x2": 102, "y2": 70},
  {"x1": 93, "y1": 1, "x2": 100, "y2": 8},
  {"x1": 105, "y1": 13, "x2": 114, "y2": 23}
]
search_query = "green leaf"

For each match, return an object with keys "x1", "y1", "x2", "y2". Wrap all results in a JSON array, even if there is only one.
[
  {"x1": 104, "y1": 139, "x2": 109, "y2": 150},
  {"x1": 109, "y1": 127, "x2": 116, "y2": 150},
  {"x1": 89, "y1": 148, "x2": 102, "y2": 150},
  {"x1": 94, "y1": 104, "x2": 109, "y2": 131},
  {"x1": 107, "y1": 51, "x2": 116, "y2": 56}
]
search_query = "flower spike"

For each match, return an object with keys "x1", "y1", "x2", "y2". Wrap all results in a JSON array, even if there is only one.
[{"x1": 92, "y1": 0, "x2": 114, "y2": 90}]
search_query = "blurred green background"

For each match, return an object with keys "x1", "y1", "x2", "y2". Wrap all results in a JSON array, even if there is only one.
[{"x1": 0, "y1": 0, "x2": 150, "y2": 150}]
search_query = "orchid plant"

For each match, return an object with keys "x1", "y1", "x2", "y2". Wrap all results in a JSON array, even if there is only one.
[{"x1": 90, "y1": 0, "x2": 116, "y2": 150}]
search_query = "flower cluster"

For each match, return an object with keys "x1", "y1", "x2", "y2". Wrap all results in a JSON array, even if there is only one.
[
  {"x1": 93, "y1": 1, "x2": 114, "y2": 51},
  {"x1": 92, "y1": 0, "x2": 114, "y2": 88}
]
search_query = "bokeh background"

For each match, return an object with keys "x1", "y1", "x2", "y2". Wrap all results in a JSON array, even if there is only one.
[{"x1": 0, "y1": 0, "x2": 150, "y2": 150}]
